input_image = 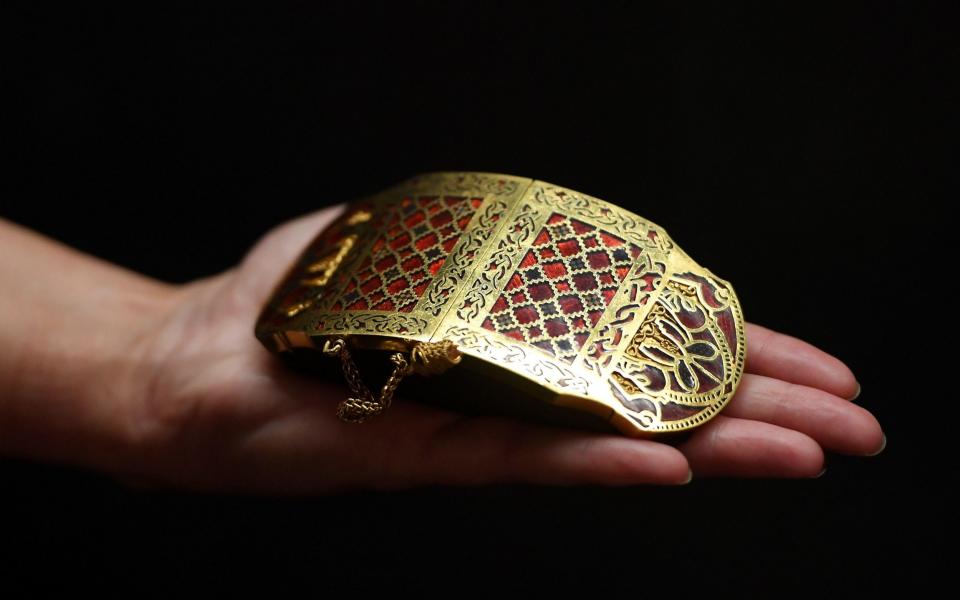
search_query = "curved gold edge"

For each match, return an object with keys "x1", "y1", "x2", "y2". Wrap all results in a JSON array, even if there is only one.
[{"x1": 259, "y1": 331, "x2": 744, "y2": 439}]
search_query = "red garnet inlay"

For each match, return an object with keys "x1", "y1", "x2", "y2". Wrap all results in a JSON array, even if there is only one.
[
  {"x1": 557, "y1": 239, "x2": 581, "y2": 256},
  {"x1": 331, "y1": 195, "x2": 483, "y2": 313},
  {"x1": 387, "y1": 278, "x2": 408, "y2": 295},
  {"x1": 528, "y1": 283, "x2": 554, "y2": 301},
  {"x1": 558, "y1": 295, "x2": 583, "y2": 314},
  {"x1": 520, "y1": 250, "x2": 538, "y2": 269},
  {"x1": 414, "y1": 233, "x2": 438, "y2": 250},
  {"x1": 545, "y1": 318, "x2": 569, "y2": 337},
  {"x1": 543, "y1": 261, "x2": 567, "y2": 279},
  {"x1": 480, "y1": 212, "x2": 642, "y2": 363},
  {"x1": 505, "y1": 273, "x2": 524, "y2": 291},
  {"x1": 360, "y1": 277, "x2": 382, "y2": 295},
  {"x1": 572, "y1": 273, "x2": 598, "y2": 291},
  {"x1": 402, "y1": 256, "x2": 423, "y2": 272},
  {"x1": 514, "y1": 305, "x2": 539, "y2": 324},
  {"x1": 587, "y1": 251, "x2": 610, "y2": 269}
]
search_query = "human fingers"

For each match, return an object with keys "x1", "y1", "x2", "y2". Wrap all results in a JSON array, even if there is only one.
[
  {"x1": 721, "y1": 374, "x2": 885, "y2": 456},
  {"x1": 401, "y1": 413, "x2": 693, "y2": 488},
  {"x1": 236, "y1": 203, "x2": 347, "y2": 307},
  {"x1": 234, "y1": 400, "x2": 693, "y2": 493},
  {"x1": 745, "y1": 323, "x2": 859, "y2": 400},
  {"x1": 677, "y1": 415, "x2": 825, "y2": 478}
]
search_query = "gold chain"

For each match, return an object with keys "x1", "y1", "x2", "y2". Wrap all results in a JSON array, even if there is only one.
[{"x1": 322, "y1": 337, "x2": 460, "y2": 423}]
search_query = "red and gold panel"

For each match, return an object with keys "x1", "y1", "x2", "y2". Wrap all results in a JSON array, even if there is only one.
[
  {"x1": 610, "y1": 269, "x2": 745, "y2": 431},
  {"x1": 330, "y1": 195, "x2": 483, "y2": 312},
  {"x1": 479, "y1": 213, "x2": 641, "y2": 362}
]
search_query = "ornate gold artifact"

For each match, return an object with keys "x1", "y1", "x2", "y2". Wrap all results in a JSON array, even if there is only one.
[{"x1": 255, "y1": 172, "x2": 745, "y2": 437}]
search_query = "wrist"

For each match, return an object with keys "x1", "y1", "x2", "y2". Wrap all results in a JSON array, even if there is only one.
[
  {"x1": 2, "y1": 278, "x2": 183, "y2": 473},
  {"x1": 0, "y1": 219, "x2": 185, "y2": 475}
]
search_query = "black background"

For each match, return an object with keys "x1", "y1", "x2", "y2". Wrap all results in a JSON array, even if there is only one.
[{"x1": 2, "y1": 3, "x2": 952, "y2": 593}]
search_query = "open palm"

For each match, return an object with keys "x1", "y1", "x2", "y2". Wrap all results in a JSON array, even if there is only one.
[{"x1": 120, "y1": 205, "x2": 884, "y2": 494}]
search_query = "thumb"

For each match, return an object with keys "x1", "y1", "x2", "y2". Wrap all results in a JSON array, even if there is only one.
[{"x1": 236, "y1": 204, "x2": 347, "y2": 310}]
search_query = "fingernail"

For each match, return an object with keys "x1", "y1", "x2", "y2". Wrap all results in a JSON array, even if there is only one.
[
  {"x1": 813, "y1": 467, "x2": 827, "y2": 478},
  {"x1": 849, "y1": 382, "x2": 861, "y2": 402},
  {"x1": 679, "y1": 469, "x2": 693, "y2": 485},
  {"x1": 865, "y1": 433, "x2": 887, "y2": 457}
]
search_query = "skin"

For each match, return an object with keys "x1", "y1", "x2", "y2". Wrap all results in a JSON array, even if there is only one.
[{"x1": 0, "y1": 206, "x2": 884, "y2": 494}]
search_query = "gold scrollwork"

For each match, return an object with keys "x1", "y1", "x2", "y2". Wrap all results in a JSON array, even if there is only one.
[
  {"x1": 444, "y1": 325, "x2": 590, "y2": 393},
  {"x1": 420, "y1": 200, "x2": 509, "y2": 317},
  {"x1": 455, "y1": 203, "x2": 539, "y2": 322},
  {"x1": 531, "y1": 186, "x2": 673, "y2": 253}
]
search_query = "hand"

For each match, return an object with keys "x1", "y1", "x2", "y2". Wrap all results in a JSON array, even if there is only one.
[{"x1": 110, "y1": 205, "x2": 884, "y2": 494}]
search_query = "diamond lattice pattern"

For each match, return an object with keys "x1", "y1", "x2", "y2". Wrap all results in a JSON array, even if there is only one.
[
  {"x1": 481, "y1": 213, "x2": 641, "y2": 362},
  {"x1": 333, "y1": 195, "x2": 482, "y2": 312}
]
